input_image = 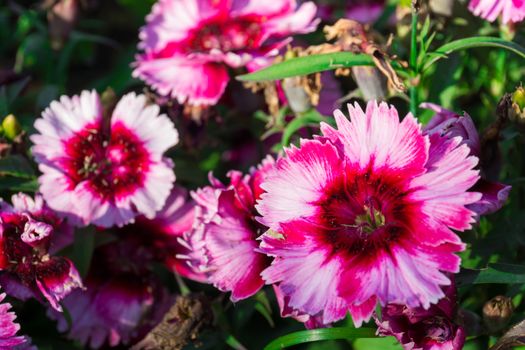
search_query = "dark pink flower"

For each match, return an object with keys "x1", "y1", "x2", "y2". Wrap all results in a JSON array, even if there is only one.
[
  {"x1": 133, "y1": 0, "x2": 318, "y2": 106},
  {"x1": 346, "y1": 0, "x2": 386, "y2": 24},
  {"x1": 258, "y1": 101, "x2": 481, "y2": 326},
  {"x1": 182, "y1": 157, "x2": 274, "y2": 301},
  {"x1": 469, "y1": 0, "x2": 525, "y2": 24},
  {"x1": 376, "y1": 281, "x2": 465, "y2": 350},
  {"x1": 120, "y1": 186, "x2": 207, "y2": 282},
  {"x1": 0, "y1": 292, "x2": 27, "y2": 348},
  {"x1": 422, "y1": 103, "x2": 511, "y2": 216},
  {"x1": 48, "y1": 238, "x2": 173, "y2": 349},
  {"x1": 31, "y1": 90, "x2": 178, "y2": 228},
  {"x1": 0, "y1": 194, "x2": 83, "y2": 311}
]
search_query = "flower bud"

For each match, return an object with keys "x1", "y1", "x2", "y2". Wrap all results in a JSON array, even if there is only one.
[
  {"x1": 429, "y1": 0, "x2": 454, "y2": 17},
  {"x1": 483, "y1": 295, "x2": 514, "y2": 333},
  {"x1": 351, "y1": 66, "x2": 387, "y2": 101},
  {"x1": 2, "y1": 114, "x2": 22, "y2": 141}
]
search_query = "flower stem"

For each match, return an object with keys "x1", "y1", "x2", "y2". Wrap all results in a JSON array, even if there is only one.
[{"x1": 409, "y1": 4, "x2": 419, "y2": 118}]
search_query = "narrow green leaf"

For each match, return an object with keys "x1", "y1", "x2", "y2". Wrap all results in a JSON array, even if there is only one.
[
  {"x1": 458, "y1": 263, "x2": 525, "y2": 286},
  {"x1": 0, "y1": 155, "x2": 35, "y2": 179},
  {"x1": 237, "y1": 53, "x2": 375, "y2": 82},
  {"x1": 72, "y1": 227, "x2": 95, "y2": 278},
  {"x1": 424, "y1": 36, "x2": 525, "y2": 71},
  {"x1": 281, "y1": 109, "x2": 326, "y2": 147},
  {"x1": 264, "y1": 327, "x2": 377, "y2": 350},
  {"x1": 225, "y1": 334, "x2": 247, "y2": 350},
  {"x1": 0, "y1": 177, "x2": 38, "y2": 192}
]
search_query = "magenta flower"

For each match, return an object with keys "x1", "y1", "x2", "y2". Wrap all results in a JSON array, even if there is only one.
[
  {"x1": 469, "y1": 0, "x2": 525, "y2": 24},
  {"x1": 273, "y1": 285, "x2": 326, "y2": 329},
  {"x1": 48, "y1": 238, "x2": 173, "y2": 349},
  {"x1": 119, "y1": 186, "x2": 206, "y2": 282},
  {"x1": 346, "y1": 0, "x2": 386, "y2": 24},
  {"x1": 257, "y1": 101, "x2": 481, "y2": 326},
  {"x1": 31, "y1": 90, "x2": 178, "y2": 228},
  {"x1": 376, "y1": 281, "x2": 465, "y2": 350},
  {"x1": 0, "y1": 194, "x2": 83, "y2": 311},
  {"x1": 133, "y1": 0, "x2": 318, "y2": 106},
  {"x1": 0, "y1": 292, "x2": 27, "y2": 348},
  {"x1": 422, "y1": 103, "x2": 511, "y2": 216},
  {"x1": 182, "y1": 157, "x2": 274, "y2": 301}
]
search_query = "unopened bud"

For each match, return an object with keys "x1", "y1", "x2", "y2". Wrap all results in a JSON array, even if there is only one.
[
  {"x1": 483, "y1": 295, "x2": 514, "y2": 333},
  {"x1": 2, "y1": 114, "x2": 22, "y2": 141},
  {"x1": 352, "y1": 66, "x2": 387, "y2": 102},
  {"x1": 282, "y1": 76, "x2": 313, "y2": 113},
  {"x1": 510, "y1": 87, "x2": 525, "y2": 125},
  {"x1": 429, "y1": 0, "x2": 454, "y2": 17}
]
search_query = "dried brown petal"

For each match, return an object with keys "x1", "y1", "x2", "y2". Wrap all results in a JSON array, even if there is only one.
[{"x1": 483, "y1": 296, "x2": 514, "y2": 334}]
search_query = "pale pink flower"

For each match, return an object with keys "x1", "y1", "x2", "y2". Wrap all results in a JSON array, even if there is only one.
[
  {"x1": 133, "y1": 0, "x2": 318, "y2": 106},
  {"x1": 257, "y1": 101, "x2": 481, "y2": 326},
  {"x1": 0, "y1": 195, "x2": 83, "y2": 311},
  {"x1": 31, "y1": 90, "x2": 178, "y2": 228},
  {"x1": 421, "y1": 103, "x2": 511, "y2": 216},
  {"x1": 0, "y1": 292, "x2": 27, "y2": 348},
  {"x1": 181, "y1": 157, "x2": 274, "y2": 301},
  {"x1": 469, "y1": 0, "x2": 525, "y2": 24}
]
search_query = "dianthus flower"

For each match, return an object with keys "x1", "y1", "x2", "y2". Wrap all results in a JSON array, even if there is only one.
[
  {"x1": 31, "y1": 90, "x2": 178, "y2": 228},
  {"x1": 376, "y1": 281, "x2": 465, "y2": 350},
  {"x1": 0, "y1": 292, "x2": 27, "y2": 348},
  {"x1": 182, "y1": 157, "x2": 274, "y2": 301},
  {"x1": 469, "y1": 0, "x2": 525, "y2": 24},
  {"x1": 0, "y1": 194, "x2": 82, "y2": 311},
  {"x1": 346, "y1": 0, "x2": 386, "y2": 24},
  {"x1": 422, "y1": 103, "x2": 511, "y2": 216},
  {"x1": 48, "y1": 238, "x2": 173, "y2": 349},
  {"x1": 133, "y1": 0, "x2": 318, "y2": 106},
  {"x1": 258, "y1": 101, "x2": 481, "y2": 326}
]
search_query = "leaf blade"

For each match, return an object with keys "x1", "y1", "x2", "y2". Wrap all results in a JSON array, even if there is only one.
[
  {"x1": 237, "y1": 53, "x2": 375, "y2": 82},
  {"x1": 264, "y1": 327, "x2": 377, "y2": 350},
  {"x1": 424, "y1": 36, "x2": 525, "y2": 71}
]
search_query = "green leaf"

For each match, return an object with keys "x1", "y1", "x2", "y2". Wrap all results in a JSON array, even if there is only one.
[
  {"x1": 424, "y1": 36, "x2": 525, "y2": 71},
  {"x1": 0, "y1": 177, "x2": 38, "y2": 192},
  {"x1": 0, "y1": 155, "x2": 35, "y2": 179},
  {"x1": 281, "y1": 109, "x2": 326, "y2": 147},
  {"x1": 353, "y1": 337, "x2": 403, "y2": 350},
  {"x1": 458, "y1": 263, "x2": 525, "y2": 286},
  {"x1": 264, "y1": 327, "x2": 377, "y2": 350},
  {"x1": 237, "y1": 53, "x2": 375, "y2": 82},
  {"x1": 72, "y1": 227, "x2": 96, "y2": 278}
]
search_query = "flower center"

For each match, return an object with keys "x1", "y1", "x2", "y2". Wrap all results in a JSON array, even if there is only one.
[
  {"x1": 422, "y1": 316, "x2": 453, "y2": 343},
  {"x1": 62, "y1": 121, "x2": 150, "y2": 201},
  {"x1": 319, "y1": 170, "x2": 411, "y2": 255},
  {"x1": 189, "y1": 18, "x2": 262, "y2": 52},
  {"x1": 353, "y1": 203, "x2": 386, "y2": 234}
]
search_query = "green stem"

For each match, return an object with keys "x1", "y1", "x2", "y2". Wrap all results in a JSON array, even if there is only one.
[{"x1": 409, "y1": 5, "x2": 419, "y2": 117}]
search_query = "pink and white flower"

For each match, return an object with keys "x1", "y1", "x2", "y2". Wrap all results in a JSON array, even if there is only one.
[
  {"x1": 0, "y1": 292, "x2": 27, "y2": 348},
  {"x1": 257, "y1": 101, "x2": 481, "y2": 326},
  {"x1": 0, "y1": 194, "x2": 83, "y2": 311},
  {"x1": 182, "y1": 157, "x2": 274, "y2": 301},
  {"x1": 422, "y1": 103, "x2": 511, "y2": 216},
  {"x1": 31, "y1": 90, "x2": 178, "y2": 228},
  {"x1": 376, "y1": 280, "x2": 465, "y2": 350},
  {"x1": 468, "y1": 0, "x2": 525, "y2": 24},
  {"x1": 133, "y1": 0, "x2": 318, "y2": 106}
]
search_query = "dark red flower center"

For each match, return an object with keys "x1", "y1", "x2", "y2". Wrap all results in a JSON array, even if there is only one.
[
  {"x1": 319, "y1": 168, "x2": 412, "y2": 256},
  {"x1": 189, "y1": 17, "x2": 263, "y2": 53},
  {"x1": 62, "y1": 121, "x2": 150, "y2": 201},
  {"x1": 421, "y1": 316, "x2": 454, "y2": 343}
]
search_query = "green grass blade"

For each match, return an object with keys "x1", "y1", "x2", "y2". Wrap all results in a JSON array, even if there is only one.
[
  {"x1": 424, "y1": 36, "x2": 525, "y2": 71},
  {"x1": 264, "y1": 327, "x2": 377, "y2": 350},
  {"x1": 237, "y1": 53, "x2": 375, "y2": 82}
]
